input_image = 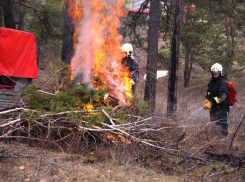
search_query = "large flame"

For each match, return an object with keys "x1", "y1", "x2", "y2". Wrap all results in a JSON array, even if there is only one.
[{"x1": 68, "y1": 0, "x2": 132, "y2": 104}]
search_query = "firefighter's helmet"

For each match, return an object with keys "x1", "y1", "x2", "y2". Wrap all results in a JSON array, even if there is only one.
[
  {"x1": 211, "y1": 63, "x2": 223, "y2": 76},
  {"x1": 120, "y1": 43, "x2": 133, "y2": 57}
]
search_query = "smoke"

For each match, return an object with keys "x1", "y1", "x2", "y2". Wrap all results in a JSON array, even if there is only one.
[
  {"x1": 70, "y1": 0, "x2": 129, "y2": 104},
  {"x1": 72, "y1": 1, "x2": 94, "y2": 85}
]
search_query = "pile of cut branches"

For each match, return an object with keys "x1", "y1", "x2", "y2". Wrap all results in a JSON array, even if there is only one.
[{"x1": 1, "y1": 84, "x2": 245, "y2": 177}]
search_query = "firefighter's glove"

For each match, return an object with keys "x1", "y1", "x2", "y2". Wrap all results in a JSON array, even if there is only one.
[
  {"x1": 130, "y1": 79, "x2": 135, "y2": 85},
  {"x1": 203, "y1": 99, "x2": 212, "y2": 109},
  {"x1": 205, "y1": 99, "x2": 210, "y2": 104}
]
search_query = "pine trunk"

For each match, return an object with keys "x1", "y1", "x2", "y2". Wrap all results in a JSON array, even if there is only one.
[
  {"x1": 1, "y1": 0, "x2": 15, "y2": 29},
  {"x1": 184, "y1": 46, "x2": 191, "y2": 88},
  {"x1": 167, "y1": 0, "x2": 183, "y2": 114},
  {"x1": 61, "y1": 0, "x2": 74, "y2": 64},
  {"x1": 0, "y1": 0, "x2": 2, "y2": 27},
  {"x1": 144, "y1": 0, "x2": 160, "y2": 115}
]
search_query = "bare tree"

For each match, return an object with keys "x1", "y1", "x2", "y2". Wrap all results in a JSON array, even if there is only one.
[
  {"x1": 144, "y1": 0, "x2": 160, "y2": 115},
  {"x1": 167, "y1": 0, "x2": 183, "y2": 114}
]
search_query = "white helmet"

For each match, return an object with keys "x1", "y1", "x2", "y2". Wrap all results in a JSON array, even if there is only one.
[
  {"x1": 120, "y1": 43, "x2": 133, "y2": 57},
  {"x1": 211, "y1": 63, "x2": 223, "y2": 76}
]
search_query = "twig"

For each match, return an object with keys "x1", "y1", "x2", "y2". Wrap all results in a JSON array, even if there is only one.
[
  {"x1": 102, "y1": 122, "x2": 173, "y2": 151},
  {"x1": 113, "y1": 105, "x2": 130, "y2": 111},
  {"x1": 102, "y1": 122, "x2": 208, "y2": 162},
  {"x1": 55, "y1": 132, "x2": 75, "y2": 143},
  {"x1": 127, "y1": 114, "x2": 143, "y2": 120},
  {"x1": 0, "y1": 108, "x2": 24, "y2": 115},
  {"x1": 205, "y1": 168, "x2": 235, "y2": 179},
  {"x1": 114, "y1": 117, "x2": 152, "y2": 127},
  {"x1": 39, "y1": 110, "x2": 100, "y2": 117},
  {"x1": 203, "y1": 170, "x2": 212, "y2": 181},
  {"x1": 79, "y1": 126, "x2": 114, "y2": 132},
  {"x1": 229, "y1": 115, "x2": 245, "y2": 152},
  {"x1": 46, "y1": 119, "x2": 51, "y2": 139},
  {"x1": 15, "y1": 1, "x2": 61, "y2": 38},
  {"x1": 41, "y1": 66, "x2": 67, "y2": 89},
  {"x1": 180, "y1": 121, "x2": 214, "y2": 143},
  {"x1": 38, "y1": 90, "x2": 55, "y2": 96},
  {"x1": 0, "y1": 118, "x2": 21, "y2": 127},
  {"x1": 33, "y1": 120, "x2": 113, "y2": 132},
  {"x1": 27, "y1": 111, "x2": 35, "y2": 137},
  {"x1": 2, "y1": 127, "x2": 22, "y2": 136},
  {"x1": 101, "y1": 109, "x2": 115, "y2": 125},
  {"x1": 0, "y1": 136, "x2": 64, "y2": 153}
]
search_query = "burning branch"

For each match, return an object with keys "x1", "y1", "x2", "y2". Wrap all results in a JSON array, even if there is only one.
[{"x1": 104, "y1": 94, "x2": 120, "y2": 106}]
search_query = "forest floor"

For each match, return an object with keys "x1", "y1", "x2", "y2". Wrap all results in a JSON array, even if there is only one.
[
  {"x1": 0, "y1": 142, "x2": 180, "y2": 182},
  {"x1": 1, "y1": 64, "x2": 245, "y2": 181}
]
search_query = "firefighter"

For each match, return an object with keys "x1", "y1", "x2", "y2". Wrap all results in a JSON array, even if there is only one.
[
  {"x1": 120, "y1": 43, "x2": 139, "y2": 94},
  {"x1": 203, "y1": 63, "x2": 229, "y2": 137}
]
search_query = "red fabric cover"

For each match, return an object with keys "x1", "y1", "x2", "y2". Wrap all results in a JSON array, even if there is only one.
[
  {"x1": 0, "y1": 28, "x2": 37, "y2": 78},
  {"x1": 228, "y1": 83, "x2": 237, "y2": 106}
]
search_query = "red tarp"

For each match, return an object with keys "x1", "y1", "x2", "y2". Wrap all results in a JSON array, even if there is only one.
[{"x1": 0, "y1": 28, "x2": 37, "y2": 79}]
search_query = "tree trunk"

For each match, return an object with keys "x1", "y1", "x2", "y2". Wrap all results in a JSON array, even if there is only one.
[
  {"x1": 1, "y1": 0, "x2": 15, "y2": 29},
  {"x1": 61, "y1": 0, "x2": 74, "y2": 64},
  {"x1": 144, "y1": 0, "x2": 160, "y2": 115},
  {"x1": 0, "y1": 0, "x2": 2, "y2": 27},
  {"x1": 225, "y1": 15, "x2": 231, "y2": 57},
  {"x1": 183, "y1": 4, "x2": 191, "y2": 88},
  {"x1": 184, "y1": 45, "x2": 191, "y2": 87},
  {"x1": 229, "y1": 18, "x2": 235, "y2": 58},
  {"x1": 167, "y1": 0, "x2": 183, "y2": 114},
  {"x1": 224, "y1": 0, "x2": 234, "y2": 75}
]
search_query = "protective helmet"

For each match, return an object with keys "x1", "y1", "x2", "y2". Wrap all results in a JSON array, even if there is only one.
[
  {"x1": 120, "y1": 43, "x2": 133, "y2": 57},
  {"x1": 211, "y1": 63, "x2": 223, "y2": 76}
]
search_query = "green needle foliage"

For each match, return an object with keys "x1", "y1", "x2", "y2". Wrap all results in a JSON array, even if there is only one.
[{"x1": 21, "y1": 84, "x2": 148, "y2": 127}]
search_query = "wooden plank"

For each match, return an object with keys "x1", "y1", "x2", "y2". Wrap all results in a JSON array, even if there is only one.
[
  {"x1": 0, "y1": 99, "x2": 23, "y2": 104},
  {"x1": 0, "y1": 90, "x2": 20, "y2": 96},
  {"x1": 0, "y1": 94, "x2": 21, "y2": 99}
]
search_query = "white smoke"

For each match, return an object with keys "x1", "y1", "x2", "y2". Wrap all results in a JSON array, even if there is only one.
[{"x1": 71, "y1": 0, "x2": 126, "y2": 103}]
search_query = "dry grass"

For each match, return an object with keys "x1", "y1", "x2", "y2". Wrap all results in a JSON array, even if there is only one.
[{"x1": 0, "y1": 142, "x2": 180, "y2": 182}]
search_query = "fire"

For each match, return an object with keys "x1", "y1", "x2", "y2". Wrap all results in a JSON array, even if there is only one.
[
  {"x1": 68, "y1": 0, "x2": 133, "y2": 104},
  {"x1": 100, "y1": 133, "x2": 131, "y2": 144},
  {"x1": 83, "y1": 103, "x2": 95, "y2": 110}
]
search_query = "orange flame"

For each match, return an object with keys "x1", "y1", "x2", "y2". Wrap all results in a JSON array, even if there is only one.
[
  {"x1": 68, "y1": 0, "x2": 133, "y2": 104},
  {"x1": 84, "y1": 103, "x2": 95, "y2": 110},
  {"x1": 100, "y1": 133, "x2": 131, "y2": 144}
]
